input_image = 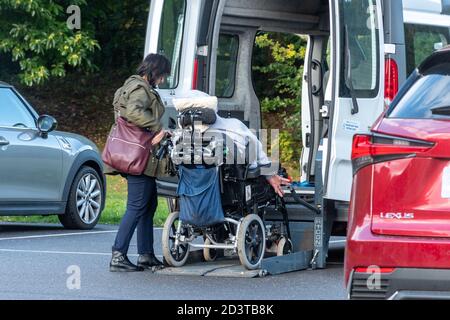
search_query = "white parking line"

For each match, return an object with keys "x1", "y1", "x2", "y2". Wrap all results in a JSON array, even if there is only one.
[
  {"x1": 0, "y1": 248, "x2": 163, "y2": 258},
  {"x1": 0, "y1": 249, "x2": 116, "y2": 256},
  {"x1": 0, "y1": 230, "x2": 118, "y2": 241}
]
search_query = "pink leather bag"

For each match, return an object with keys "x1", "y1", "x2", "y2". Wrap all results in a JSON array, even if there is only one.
[{"x1": 102, "y1": 117, "x2": 156, "y2": 175}]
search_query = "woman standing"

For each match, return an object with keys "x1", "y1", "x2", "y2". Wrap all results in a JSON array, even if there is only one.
[{"x1": 107, "y1": 54, "x2": 171, "y2": 272}]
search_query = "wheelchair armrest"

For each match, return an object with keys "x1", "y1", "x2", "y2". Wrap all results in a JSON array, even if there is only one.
[{"x1": 246, "y1": 166, "x2": 261, "y2": 179}]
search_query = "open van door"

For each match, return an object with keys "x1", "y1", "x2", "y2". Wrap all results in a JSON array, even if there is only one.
[
  {"x1": 300, "y1": 35, "x2": 329, "y2": 185},
  {"x1": 323, "y1": 0, "x2": 389, "y2": 202},
  {"x1": 144, "y1": 0, "x2": 221, "y2": 197}
]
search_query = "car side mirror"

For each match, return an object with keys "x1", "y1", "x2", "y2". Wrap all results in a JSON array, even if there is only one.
[
  {"x1": 168, "y1": 117, "x2": 177, "y2": 130},
  {"x1": 37, "y1": 115, "x2": 58, "y2": 137}
]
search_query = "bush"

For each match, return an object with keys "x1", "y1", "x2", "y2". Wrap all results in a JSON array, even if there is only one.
[
  {"x1": 0, "y1": 0, "x2": 100, "y2": 86},
  {"x1": 253, "y1": 32, "x2": 307, "y2": 176}
]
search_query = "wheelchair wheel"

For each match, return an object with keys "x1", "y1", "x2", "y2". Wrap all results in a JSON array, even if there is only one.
[
  {"x1": 237, "y1": 214, "x2": 266, "y2": 270},
  {"x1": 276, "y1": 237, "x2": 293, "y2": 256},
  {"x1": 162, "y1": 211, "x2": 190, "y2": 267},
  {"x1": 203, "y1": 238, "x2": 218, "y2": 262}
]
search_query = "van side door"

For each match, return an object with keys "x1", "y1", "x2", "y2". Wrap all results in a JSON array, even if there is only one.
[
  {"x1": 144, "y1": 0, "x2": 220, "y2": 197},
  {"x1": 144, "y1": 0, "x2": 205, "y2": 124},
  {"x1": 324, "y1": 0, "x2": 387, "y2": 202}
]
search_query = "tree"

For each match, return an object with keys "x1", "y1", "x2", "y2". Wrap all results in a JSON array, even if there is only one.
[
  {"x1": 0, "y1": 0, "x2": 100, "y2": 86},
  {"x1": 253, "y1": 32, "x2": 307, "y2": 171}
]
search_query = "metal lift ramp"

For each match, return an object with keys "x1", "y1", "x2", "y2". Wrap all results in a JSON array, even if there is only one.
[
  {"x1": 156, "y1": 150, "x2": 334, "y2": 278},
  {"x1": 156, "y1": 186, "x2": 324, "y2": 278}
]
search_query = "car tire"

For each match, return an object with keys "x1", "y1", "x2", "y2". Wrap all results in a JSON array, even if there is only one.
[{"x1": 58, "y1": 166, "x2": 104, "y2": 230}]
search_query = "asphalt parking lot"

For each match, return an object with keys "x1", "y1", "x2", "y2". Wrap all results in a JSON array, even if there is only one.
[{"x1": 0, "y1": 223, "x2": 347, "y2": 300}]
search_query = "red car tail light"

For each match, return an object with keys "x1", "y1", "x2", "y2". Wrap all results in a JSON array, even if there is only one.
[
  {"x1": 355, "y1": 267, "x2": 395, "y2": 274},
  {"x1": 351, "y1": 134, "x2": 434, "y2": 174}
]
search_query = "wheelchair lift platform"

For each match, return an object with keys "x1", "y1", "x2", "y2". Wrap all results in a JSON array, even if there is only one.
[{"x1": 155, "y1": 249, "x2": 313, "y2": 278}]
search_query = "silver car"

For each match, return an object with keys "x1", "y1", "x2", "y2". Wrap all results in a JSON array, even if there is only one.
[{"x1": 0, "y1": 82, "x2": 106, "y2": 229}]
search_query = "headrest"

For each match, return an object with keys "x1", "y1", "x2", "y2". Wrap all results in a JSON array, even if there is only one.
[
  {"x1": 179, "y1": 107, "x2": 217, "y2": 129},
  {"x1": 172, "y1": 96, "x2": 218, "y2": 113},
  {"x1": 173, "y1": 96, "x2": 218, "y2": 132}
]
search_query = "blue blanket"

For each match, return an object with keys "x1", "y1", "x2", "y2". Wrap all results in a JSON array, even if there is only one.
[{"x1": 177, "y1": 166, "x2": 225, "y2": 227}]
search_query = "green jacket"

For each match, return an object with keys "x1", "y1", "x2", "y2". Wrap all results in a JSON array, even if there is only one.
[{"x1": 104, "y1": 75, "x2": 170, "y2": 178}]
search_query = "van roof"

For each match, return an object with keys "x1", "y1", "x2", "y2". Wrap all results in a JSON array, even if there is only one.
[{"x1": 403, "y1": 0, "x2": 449, "y2": 15}]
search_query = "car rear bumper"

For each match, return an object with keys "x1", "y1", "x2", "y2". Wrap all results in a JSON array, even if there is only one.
[{"x1": 348, "y1": 268, "x2": 450, "y2": 300}]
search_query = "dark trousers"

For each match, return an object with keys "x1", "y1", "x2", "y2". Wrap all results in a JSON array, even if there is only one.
[{"x1": 112, "y1": 175, "x2": 158, "y2": 255}]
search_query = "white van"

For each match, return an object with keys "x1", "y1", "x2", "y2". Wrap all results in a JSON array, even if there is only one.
[{"x1": 145, "y1": 0, "x2": 450, "y2": 269}]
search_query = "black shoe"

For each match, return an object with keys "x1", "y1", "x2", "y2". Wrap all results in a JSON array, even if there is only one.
[
  {"x1": 137, "y1": 253, "x2": 165, "y2": 271},
  {"x1": 110, "y1": 251, "x2": 144, "y2": 272}
]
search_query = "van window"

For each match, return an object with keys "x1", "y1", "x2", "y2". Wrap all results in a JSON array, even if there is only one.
[
  {"x1": 216, "y1": 34, "x2": 239, "y2": 98},
  {"x1": 388, "y1": 63, "x2": 450, "y2": 119},
  {"x1": 405, "y1": 24, "x2": 450, "y2": 74},
  {"x1": 339, "y1": 0, "x2": 380, "y2": 98},
  {"x1": 157, "y1": 0, "x2": 186, "y2": 89}
]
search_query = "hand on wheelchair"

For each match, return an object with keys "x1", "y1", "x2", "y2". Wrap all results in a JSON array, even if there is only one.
[
  {"x1": 152, "y1": 129, "x2": 167, "y2": 146},
  {"x1": 267, "y1": 175, "x2": 291, "y2": 198}
]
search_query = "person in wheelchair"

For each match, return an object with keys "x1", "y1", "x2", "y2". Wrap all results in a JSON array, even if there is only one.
[
  {"x1": 160, "y1": 96, "x2": 292, "y2": 270},
  {"x1": 172, "y1": 96, "x2": 290, "y2": 197}
]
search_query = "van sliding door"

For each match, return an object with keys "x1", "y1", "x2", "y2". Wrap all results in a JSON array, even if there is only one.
[{"x1": 325, "y1": 0, "x2": 385, "y2": 202}]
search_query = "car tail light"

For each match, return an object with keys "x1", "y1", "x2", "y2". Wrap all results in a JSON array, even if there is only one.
[
  {"x1": 192, "y1": 58, "x2": 199, "y2": 90},
  {"x1": 355, "y1": 267, "x2": 395, "y2": 274},
  {"x1": 384, "y1": 58, "x2": 399, "y2": 107},
  {"x1": 351, "y1": 134, "x2": 434, "y2": 174}
]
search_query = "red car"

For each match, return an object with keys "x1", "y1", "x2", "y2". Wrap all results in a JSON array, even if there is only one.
[{"x1": 345, "y1": 47, "x2": 450, "y2": 300}]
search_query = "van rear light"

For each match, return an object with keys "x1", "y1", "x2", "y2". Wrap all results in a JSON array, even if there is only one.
[
  {"x1": 384, "y1": 58, "x2": 399, "y2": 106},
  {"x1": 351, "y1": 134, "x2": 434, "y2": 174},
  {"x1": 192, "y1": 58, "x2": 199, "y2": 90}
]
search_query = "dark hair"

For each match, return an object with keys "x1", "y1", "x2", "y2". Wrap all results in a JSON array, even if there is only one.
[{"x1": 137, "y1": 53, "x2": 171, "y2": 87}]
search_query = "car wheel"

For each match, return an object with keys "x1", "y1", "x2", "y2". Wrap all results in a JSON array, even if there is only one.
[{"x1": 59, "y1": 166, "x2": 104, "y2": 230}]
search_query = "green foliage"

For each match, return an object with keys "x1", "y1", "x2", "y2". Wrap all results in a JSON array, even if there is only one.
[
  {"x1": 0, "y1": 0, "x2": 150, "y2": 86},
  {"x1": 0, "y1": 0, "x2": 100, "y2": 86},
  {"x1": 253, "y1": 32, "x2": 307, "y2": 170},
  {"x1": 82, "y1": 0, "x2": 150, "y2": 71}
]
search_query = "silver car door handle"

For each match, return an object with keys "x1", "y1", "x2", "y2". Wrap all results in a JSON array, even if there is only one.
[{"x1": 0, "y1": 137, "x2": 10, "y2": 146}]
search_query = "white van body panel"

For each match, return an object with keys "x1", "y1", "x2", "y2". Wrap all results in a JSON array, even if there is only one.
[
  {"x1": 403, "y1": 0, "x2": 445, "y2": 14},
  {"x1": 403, "y1": 9, "x2": 450, "y2": 27},
  {"x1": 144, "y1": 0, "x2": 204, "y2": 125},
  {"x1": 144, "y1": 0, "x2": 163, "y2": 55},
  {"x1": 325, "y1": 0, "x2": 385, "y2": 202},
  {"x1": 175, "y1": 0, "x2": 202, "y2": 94}
]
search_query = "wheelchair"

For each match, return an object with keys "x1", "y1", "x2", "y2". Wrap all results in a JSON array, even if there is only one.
[{"x1": 160, "y1": 109, "x2": 293, "y2": 270}]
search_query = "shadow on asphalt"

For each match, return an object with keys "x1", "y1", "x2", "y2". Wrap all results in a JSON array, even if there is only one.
[{"x1": 327, "y1": 247, "x2": 345, "y2": 264}]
